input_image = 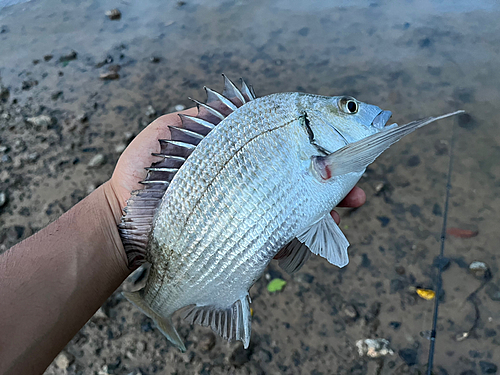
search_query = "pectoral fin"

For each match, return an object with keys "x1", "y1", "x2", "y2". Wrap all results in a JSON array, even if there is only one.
[
  {"x1": 296, "y1": 214, "x2": 350, "y2": 268},
  {"x1": 312, "y1": 111, "x2": 464, "y2": 180},
  {"x1": 123, "y1": 290, "x2": 186, "y2": 352}
]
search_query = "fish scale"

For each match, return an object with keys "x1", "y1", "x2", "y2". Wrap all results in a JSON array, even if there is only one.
[{"x1": 119, "y1": 75, "x2": 463, "y2": 351}]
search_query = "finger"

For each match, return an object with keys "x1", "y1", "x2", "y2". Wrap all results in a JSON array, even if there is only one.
[
  {"x1": 330, "y1": 210, "x2": 340, "y2": 224},
  {"x1": 337, "y1": 186, "x2": 366, "y2": 208}
]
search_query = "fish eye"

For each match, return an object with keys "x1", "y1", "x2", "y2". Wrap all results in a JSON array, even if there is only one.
[{"x1": 339, "y1": 97, "x2": 359, "y2": 114}]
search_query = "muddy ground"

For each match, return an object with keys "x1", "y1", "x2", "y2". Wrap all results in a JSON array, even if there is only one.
[{"x1": 1, "y1": 1, "x2": 500, "y2": 374}]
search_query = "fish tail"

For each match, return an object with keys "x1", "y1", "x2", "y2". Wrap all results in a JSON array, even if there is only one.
[{"x1": 123, "y1": 290, "x2": 186, "y2": 352}]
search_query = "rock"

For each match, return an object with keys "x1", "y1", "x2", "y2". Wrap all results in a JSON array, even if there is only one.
[
  {"x1": 100, "y1": 72, "x2": 120, "y2": 80},
  {"x1": 198, "y1": 332, "x2": 216, "y2": 352},
  {"x1": 150, "y1": 56, "x2": 160, "y2": 63},
  {"x1": 0, "y1": 191, "x2": 6, "y2": 207},
  {"x1": 43, "y1": 54, "x2": 53, "y2": 61},
  {"x1": 96, "y1": 56, "x2": 114, "y2": 68},
  {"x1": 469, "y1": 261, "x2": 490, "y2": 279},
  {"x1": 93, "y1": 307, "x2": 108, "y2": 320},
  {"x1": 105, "y1": 9, "x2": 121, "y2": 20},
  {"x1": 343, "y1": 304, "x2": 358, "y2": 320},
  {"x1": 174, "y1": 104, "x2": 186, "y2": 111},
  {"x1": 77, "y1": 112, "x2": 88, "y2": 123},
  {"x1": 88, "y1": 154, "x2": 106, "y2": 167},
  {"x1": 230, "y1": 345, "x2": 252, "y2": 367},
  {"x1": 145, "y1": 105, "x2": 156, "y2": 118},
  {"x1": 479, "y1": 361, "x2": 498, "y2": 374},
  {"x1": 398, "y1": 348, "x2": 418, "y2": 366},
  {"x1": 54, "y1": 351, "x2": 74, "y2": 369},
  {"x1": 59, "y1": 50, "x2": 78, "y2": 63},
  {"x1": 26, "y1": 115, "x2": 52, "y2": 128},
  {"x1": 115, "y1": 143, "x2": 126, "y2": 153},
  {"x1": 124, "y1": 132, "x2": 135, "y2": 142},
  {"x1": 355, "y1": 338, "x2": 394, "y2": 358},
  {"x1": 374, "y1": 182, "x2": 385, "y2": 194}
]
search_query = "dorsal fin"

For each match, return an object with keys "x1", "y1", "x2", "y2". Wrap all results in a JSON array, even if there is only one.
[{"x1": 118, "y1": 75, "x2": 255, "y2": 268}]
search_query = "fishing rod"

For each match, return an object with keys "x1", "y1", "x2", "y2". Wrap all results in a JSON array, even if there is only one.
[{"x1": 426, "y1": 116, "x2": 457, "y2": 374}]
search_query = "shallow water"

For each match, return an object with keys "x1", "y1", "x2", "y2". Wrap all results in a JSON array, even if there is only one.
[{"x1": 1, "y1": 1, "x2": 499, "y2": 374}]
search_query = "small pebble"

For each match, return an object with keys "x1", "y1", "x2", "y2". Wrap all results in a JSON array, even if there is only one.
[
  {"x1": 174, "y1": 104, "x2": 186, "y2": 111},
  {"x1": 150, "y1": 56, "x2": 160, "y2": 63},
  {"x1": 469, "y1": 261, "x2": 490, "y2": 279},
  {"x1": 0, "y1": 191, "x2": 6, "y2": 207},
  {"x1": 26, "y1": 115, "x2": 52, "y2": 127},
  {"x1": 105, "y1": 9, "x2": 121, "y2": 20},
  {"x1": 374, "y1": 182, "x2": 385, "y2": 194},
  {"x1": 54, "y1": 351, "x2": 74, "y2": 369},
  {"x1": 343, "y1": 304, "x2": 358, "y2": 320},
  {"x1": 115, "y1": 143, "x2": 127, "y2": 153},
  {"x1": 100, "y1": 72, "x2": 120, "y2": 80},
  {"x1": 145, "y1": 105, "x2": 156, "y2": 118},
  {"x1": 88, "y1": 154, "x2": 105, "y2": 167}
]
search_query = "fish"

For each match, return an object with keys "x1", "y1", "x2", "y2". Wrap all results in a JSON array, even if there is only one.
[{"x1": 118, "y1": 74, "x2": 463, "y2": 351}]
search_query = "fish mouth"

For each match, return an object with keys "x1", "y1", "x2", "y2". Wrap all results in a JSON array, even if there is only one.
[{"x1": 372, "y1": 110, "x2": 392, "y2": 129}]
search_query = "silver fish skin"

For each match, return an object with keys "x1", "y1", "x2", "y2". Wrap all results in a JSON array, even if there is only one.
[{"x1": 121, "y1": 80, "x2": 463, "y2": 351}]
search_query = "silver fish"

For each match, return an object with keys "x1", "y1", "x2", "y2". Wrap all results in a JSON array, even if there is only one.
[{"x1": 119, "y1": 75, "x2": 462, "y2": 351}]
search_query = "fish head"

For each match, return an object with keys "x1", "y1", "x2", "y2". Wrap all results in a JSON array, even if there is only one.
[{"x1": 304, "y1": 95, "x2": 393, "y2": 152}]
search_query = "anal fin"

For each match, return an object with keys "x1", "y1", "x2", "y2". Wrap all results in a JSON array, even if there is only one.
[
  {"x1": 296, "y1": 214, "x2": 350, "y2": 268},
  {"x1": 123, "y1": 290, "x2": 186, "y2": 352},
  {"x1": 181, "y1": 295, "x2": 251, "y2": 348}
]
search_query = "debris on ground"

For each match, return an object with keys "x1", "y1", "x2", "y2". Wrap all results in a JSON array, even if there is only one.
[
  {"x1": 267, "y1": 278, "x2": 287, "y2": 293},
  {"x1": 416, "y1": 288, "x2": 435, "y2": 300},
  {"x1": 355, "y1": 338, "x2": 394, "y2": 358},
  {"x1": 447, "y1": 227, "x2": 478, "y2": 238}
]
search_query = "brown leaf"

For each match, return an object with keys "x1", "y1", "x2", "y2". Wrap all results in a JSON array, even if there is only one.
[{"x1": 447, "y1": 227, "x2": 478, "y2": 238}]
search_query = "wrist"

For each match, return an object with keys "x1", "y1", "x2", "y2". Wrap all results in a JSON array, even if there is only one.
[{"x1": 98, "y1": 181, "x2": 130, "y2": 274}]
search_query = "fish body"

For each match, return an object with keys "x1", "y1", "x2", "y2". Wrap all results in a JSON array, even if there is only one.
[{"x1": 119, "y1": 76, "x2": 462, "y2": 351}]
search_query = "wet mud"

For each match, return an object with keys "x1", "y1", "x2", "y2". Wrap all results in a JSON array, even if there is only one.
[{"x1": 1, "y1": 0, "x2": 500, "y2": 374}]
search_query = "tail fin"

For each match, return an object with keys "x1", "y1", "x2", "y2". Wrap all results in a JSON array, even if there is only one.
[{"x1": 123, "y1": 290, "x2": 186, "y2": 352}]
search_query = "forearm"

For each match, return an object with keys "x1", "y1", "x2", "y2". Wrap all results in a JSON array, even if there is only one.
[{"x1": 0, "y1": 181, "x2": 130, "y2": 375}]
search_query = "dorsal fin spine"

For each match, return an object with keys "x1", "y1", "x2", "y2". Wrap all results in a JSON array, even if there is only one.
[
  {"x1": 168, "y1": 125, "x2": 205, "y2": 140},
  {"x1": 222, "y1": 73, "x2": 246, "y2": 104},
  {"x1": 204, "y1": 86, "x2": 238, "y2": 111},
  {"x1": 189, "y1": 98, "x2": 225, "y2": 120},
  {"x1": 179, "y1": 114, "x2": 215, "y2": 130}
]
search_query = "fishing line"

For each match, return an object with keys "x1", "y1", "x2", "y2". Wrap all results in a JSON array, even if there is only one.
[{"x1": 426, "y1": 117, "x2": 457, "y2": 374}]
